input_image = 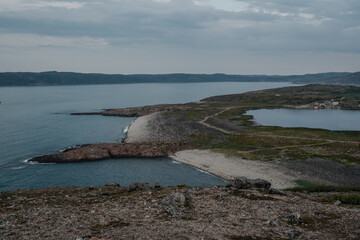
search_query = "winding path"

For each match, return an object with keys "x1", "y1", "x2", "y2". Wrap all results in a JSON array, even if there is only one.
[
  {"x1": 198, "y1": 107, "x2": 235, "y2": 134},
  {"x1": 198, "y1": 107, "x2": 360, "y2": 149}
]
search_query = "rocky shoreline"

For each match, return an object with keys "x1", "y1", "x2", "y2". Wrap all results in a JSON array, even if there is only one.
[
  {"x1": 29, "y1": 142, "x2": 191, "y2": 163},
  {"x1": 70, "y1": 103, "x2": 192, "y2": 117}
]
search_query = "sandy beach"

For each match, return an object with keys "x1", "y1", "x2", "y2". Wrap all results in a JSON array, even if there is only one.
[
  {"x1": 125, "y1": 113, "x2": 157, "y2": 143},
  {"x1": 124, "y1": 114, "x2": 299, "y2": 189},
  {"x1": 171, "y1": 149, "x2": 299, "y2": 189}
]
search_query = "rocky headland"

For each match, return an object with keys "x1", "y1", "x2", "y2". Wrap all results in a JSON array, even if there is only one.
[{"x1": 29, "y1": 142, "x2": 191, "y2": 163}]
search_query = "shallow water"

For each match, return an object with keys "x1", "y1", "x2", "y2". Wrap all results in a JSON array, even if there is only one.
[
  {"x1": 0, "y1": 82, "x2": 294, "y2": 192},
  {"x1": 248, "y1": 108, "x2": 360, "y2": 131}
]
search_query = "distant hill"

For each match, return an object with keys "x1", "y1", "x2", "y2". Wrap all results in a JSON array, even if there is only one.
[
  {"x1": 0, "y1": 71, "x2": 355, "y2": 86},
  {"x1": 315, "y1": 72, "x2": 360, "y2": 85}
]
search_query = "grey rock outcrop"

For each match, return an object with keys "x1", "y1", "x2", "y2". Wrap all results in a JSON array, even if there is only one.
[
  {"x1": 229, "y1": 177, "x2": 271, "y2": 190},
  {"x1": 128, "y1": 182, "x2": 160, "y2": 192},
  {"x1": 268, "y1": 188, "x2": 287, "y2": 196},
  {"x1": 29, "y1": 143, "x2": 188, "y2": 163},
  {"x1": 284, "y1": 212, "x2": 302, "y2": 224},
  {"x1": 160, "y1": 193, "x2": 188, "y2": 217}
]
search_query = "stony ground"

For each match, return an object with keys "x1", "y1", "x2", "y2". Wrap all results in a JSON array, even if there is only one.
[{"x1": 1, "y1": 184, "x2": 359, "y2": 240}]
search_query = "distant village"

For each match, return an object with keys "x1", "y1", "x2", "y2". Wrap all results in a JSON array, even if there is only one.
[
  {"x1": 292, "y1": 97, "x2": 360, "y2": 110},
  {"x1": 312, "y1": 99, "x2": 340, "y2": 109}
]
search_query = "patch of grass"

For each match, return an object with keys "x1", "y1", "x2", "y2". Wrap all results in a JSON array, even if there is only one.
[
  {"x1": 228, "y1": 133, "x2": 320, "y2": 149},
  {"x1": 239, "y1": 148, "x2": 281, "y2": 161},
  {"x1": 216, "y1": 108, "x2": 255, "y2": 126},
  {"x1": 190, "y1": 134, "x2": 214, "y2": 145},
  {"x1": 285, "y1": 213, "x2": 341, "y2": 231},
  {"x1": 164, "y1": 110, "x2": 205, "y2": 121},
  {"x1": 183, "y1": 111, "x2": 203, "y2": 120},
  {"x1": 286, "y1": 181, "x2": 360, "y2": 193},
  {"x1": 328, "y1": 194, "x2": 360, "y2": 205},
  {"x1": 157, "y1": 215, "x2": 170, "y2": 221},
  {"x1": 250, "y1": 126, "x2": 360, "y2": 142},
  {"x1": 282, "y1": 149, "x2": 312, "y2": 161},
  {"x1": 209, "y1": 143, "x2": 257, "y2": 151},
  {"x1": 294, "y1": 179, "x2": 318, "y2": 188}
]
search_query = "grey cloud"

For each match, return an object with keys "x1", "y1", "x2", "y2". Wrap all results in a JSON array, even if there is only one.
[{"x1": 0, "y1": 0, "x2": 359, "y2": 73}]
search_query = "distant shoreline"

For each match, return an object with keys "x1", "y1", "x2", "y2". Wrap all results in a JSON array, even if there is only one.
[{"x1": 1, "y1": 71, "x2": 358, "y2": 86}]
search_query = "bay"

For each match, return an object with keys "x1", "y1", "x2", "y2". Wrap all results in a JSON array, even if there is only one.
[{"x1": 0, "y1": 82, "x2": 294, "y2": 191}]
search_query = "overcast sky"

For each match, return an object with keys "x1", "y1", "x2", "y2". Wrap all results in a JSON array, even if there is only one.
[{"x1": 0, "y1": 0, "x2": 359, "y2": 74}]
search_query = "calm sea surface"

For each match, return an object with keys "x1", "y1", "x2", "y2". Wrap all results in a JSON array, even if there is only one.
[
  {"x1": 248, "y1": 109, "x2": 360, "y2": 131},
  {"x1": 0, "y1": 82, "x2": 294, "y2": 192}
]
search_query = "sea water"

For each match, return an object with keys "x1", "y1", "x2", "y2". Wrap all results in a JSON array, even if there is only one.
[{"x1": 248, "y1": 108, "x2": 360, "y2": 131}]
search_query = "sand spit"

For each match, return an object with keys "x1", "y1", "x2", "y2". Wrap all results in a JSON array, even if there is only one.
[{"x1": 125, "y1": 112, "x2": 156, "y2": 143}]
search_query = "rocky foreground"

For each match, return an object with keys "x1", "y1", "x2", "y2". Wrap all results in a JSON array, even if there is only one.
[{"x1": 1, "y1": 179, "x2": 359, "y2": 240}]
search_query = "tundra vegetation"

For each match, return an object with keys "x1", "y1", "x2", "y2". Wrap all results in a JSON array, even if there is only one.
[{"x1": 170, "y1": 84, "x2": 360, "y2": 167}]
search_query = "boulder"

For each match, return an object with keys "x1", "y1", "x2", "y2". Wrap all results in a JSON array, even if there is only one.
[
  {"x1": 159, "y1": 193, "x2": 188, "y2": 217},
  {"x1": 229, "y1": 177, "x2": 271, "y2": 190},
  {"x1": 162, "y1": 193, "x2": 187, "y2": 206},
  {"x1": 105, "y1": 183, "x2": 120, "y2": 187},
  {"x1": 128, "y1": 182, "x2": 160, "y2": 192},
  {"x1": 283, "y1": 212, "x2": 301, "y2": 224},
  {"x1": 268, "y1": 188, "x2": 287, "y2": 196}
]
